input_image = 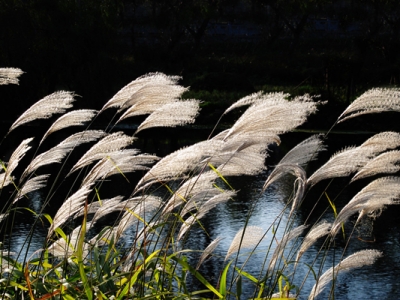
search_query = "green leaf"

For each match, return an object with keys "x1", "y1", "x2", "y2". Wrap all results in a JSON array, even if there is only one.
[
  {"x1": 76, "y1": 204, "x2": 92, "y2": 300},
  {"x1": 219, "y1": 260, "x2": 232, "y2": 297},
  {"x1": 170, "y1": 256, "x2": 223, "y2": 299}
]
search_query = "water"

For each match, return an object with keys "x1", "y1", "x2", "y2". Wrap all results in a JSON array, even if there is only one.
[{"x1": 2, "y1": 128, "x2": 400, "y2": 299}]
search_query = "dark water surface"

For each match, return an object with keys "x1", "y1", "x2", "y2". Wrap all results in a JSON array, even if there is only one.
[{"x1": 1, "y1": 127, "x2": 400, "y2": 299}]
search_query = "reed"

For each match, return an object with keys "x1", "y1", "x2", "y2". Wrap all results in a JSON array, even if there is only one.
[{"x1": 0, "y1": 67, "x2": 398, "y2": 299}]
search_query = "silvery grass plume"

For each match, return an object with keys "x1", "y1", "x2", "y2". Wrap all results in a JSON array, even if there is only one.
[
  {"x1": 0, "y1": 213, "x2": 8, "y2": 224},
  {"x1": 351, "y1": 150, "x2": 400, "y2": 182},
  {"x1": 39, "y1": 109, "x2": 98, "y2": 145},
  {"x1": 0, "y1": 67, "x2": 24, "y2": 85},
  {"x1": 135, "y1": 139, "x2": 223, "y2": 191},
  {"x1": 48, "y1": 224, "x2": 90, "y2": 258},
  {"x1": 331, "y1": 176, "x2": 400, "y2": 237},
  {"x1": 134, "y1": 99, "x2": 201, "y2": 133},
  {"x1": 267, "y1": 225, "x2": 307, "y2": 273},
  {"x1": 222, "y1": 93, "x2": 322, "y2": 141},
  {"x1": 116, "y1": 84, "x2": 189, "y2": 121},
  {"x1": 9, "y1": 91, "x2": 76, "y2": 133},
  {"x1": 177, "y1": 190, "x2": 236, "y2": 241},
  {"x1": 308, "y1": 249, "x2": 382, "y2": 300},
  {"x1": 74, "y1": 195, "x2": 124, "y2": 224},
  {"x1": 263, "y1": 135, "x2": 326, "y2": 214},
  {"x1": 223, "y1": 91, "x2": 290, "y2": 114},
  {"x1": 208, "y1": 135, "x2": 272, "y2": 176},
  {"x1": 100, "y1": 72, "x2": 181, "y2": 112},
  {"x1": 68, "y1": 132, "x2": 136, "y2": 175},
  {"x1": 338, "y1": 88, "x2": 400, "y2": 122},
  {"x1": 14, "y1": 174, "x2": 50, "y2": 203},
  {"x1": 161, "y1": 171, "x2": 219, "y2": 216},
  {"x1": 47, "y1": 183, "x2": 93, "y2": 238},
  {"x1": 0, "y1": 137, "x2": 33, "y2": 188},
  {"x1": 82, "y1": 150, "x2": 159, "y2": 186},
  {"x1": 196, "y1": 236, "x2": 223, "y2": 270},
  {"x1": 225, "y1": 226, "x2": 264, "y2": 261},
  {"x1": 264, "y1": 164, "x2": 307, "y2": 216},
  {"x1": 307, "y1": 132, "x2": 400, "y2": 187},
  {"x1": 179, "y1": 186, "x2": 225, "y2": 218},
  {"x1": 296, "y1": 221, "x2": 331, "y2": 262},
  {"x1": 90, "y1": 195, "x2": 162, "y2": 246},
  {"x1": 20, "y1": 130, "x2": 106, "y2": 181}
]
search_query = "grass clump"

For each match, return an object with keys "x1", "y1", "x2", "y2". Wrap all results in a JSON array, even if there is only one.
[{"x1": 0, "y1": 68, "x2": 398, "y2": 299}]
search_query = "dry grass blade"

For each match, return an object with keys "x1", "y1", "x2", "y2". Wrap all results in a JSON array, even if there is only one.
[
  {"x1": 100, "y1": 73, "x2": 181, "y2": 112},
  {"x1": 0, "y1": 68, "x2": 24, "y2": 85},
  {"x1": 14, "y1": 174, "x2": 50, "y2": 203},
  {"x1": 196, "y1": 236, "x2": 223, "y2": 269},
  {"x1": 135, "y1": 99, "x2": 200, "y2": 133},
  {"x1": 39, "y1": 109, "x2": 98, "y2": 145},
  {"x1": 296, "y1": 221, "x2": 331, "y2": 261},
  {"x1": 338, "y1": 88, "x2": 400, "y2": 122},
  {"x1": 331, "y1": 176, "x2": 400, "y2": 236},
  {"x1": 225, "y1": 226, "x2": 264, "y2": 261},
  {"x1": 69, "y1": 132, "x2": 136, "y2": 174},
  {"x1": 308, "y1": 249, "x2": 382, "y2": 300},
  {"x1": 352, "y1": 150, "x2": 400, "y2": 182},
  {"x1": 47, "y1": 184, "x2": 93, "y2": 238},
  {"x1": 9, "y1": 91, "x2": 76, "y2": 133}
]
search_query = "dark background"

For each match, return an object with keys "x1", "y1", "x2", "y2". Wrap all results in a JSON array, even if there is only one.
[{"x1": 2, "y1": 0, "x2": 400, "y2": 129}]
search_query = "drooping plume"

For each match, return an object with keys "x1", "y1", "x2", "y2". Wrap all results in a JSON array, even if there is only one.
[
  {"x1": 225, "y1": 226, "x2": 264, "y2": 261},
  {"x1": 14, "y1": 174, "x2": 50, "y2": 203},
  {"x1": 331, "y1": 176, "x2": 400, "y2": 237},
  {"x1": 338, "y1": 88, "x2": 400, "y2": 123},
  {"x1": 9, "y1": 91, "x2": 76, "y2": 133},
  {"x1": 21, "y1": 131, "x2": 106, "y2": 181},
  {"x1": 69, "y1": 132, "x2": 136, "y2": 174},
  {"x1": 268, "y1": 225, "x2": 307, "y2": 272},
  {"x1": 308, "y1": 250, "x2": 382, "y2": 300},
  {"x1": 0, "y1": 68, "x2": 24, "y2": 85},
  {"x1": 82, "y1": 150, "x2": 159, "y2": 186},
  {"x1": 308, "y1": 132, "x2": 400, "y2": 186},
  {"x1": 100, "y1": 72, "x2": 182, "y2": 112},
  {"x1": 196, "y1": 236, "x2": 223, "y2": 269},
  {"x1": 39, "y1": 109, "x2": 98, "y2": 145},
  {"x1": 135, "y1": 99, "x2": 200, "y2": 133},
  {"x1": 223, "y1": 94, "x2": 321, "y2": 141},
  {"x1": 177, "y1": 190, "x2": 235, "y2": 241},
  {"x1": 296, "y1": 221, "x2": 331, "y2": 261},
  {"x1": 116, "y1": 84, "x2": 189, "y2": 120},
  {"x1": 47, "y1": 184, "x2": 93, "y2": 238},
  {"x1": 1, "y1": 138, "x2": 33, "y2": 188}
]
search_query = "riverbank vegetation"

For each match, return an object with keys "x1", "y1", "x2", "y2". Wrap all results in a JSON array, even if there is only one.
[{"x1": 1, "y1": 68, "x2": 399, "y2": 299}]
